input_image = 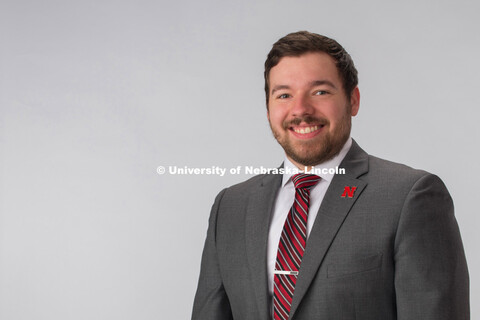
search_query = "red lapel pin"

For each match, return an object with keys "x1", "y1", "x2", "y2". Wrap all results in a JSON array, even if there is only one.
[{"x1": 341, "y1": 186, "x2": 357, "y2": 198}]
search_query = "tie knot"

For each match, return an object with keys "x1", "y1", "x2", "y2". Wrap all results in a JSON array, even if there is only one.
[{"x1": 292, "y1": 173, "x2": 321, "y2": 190}]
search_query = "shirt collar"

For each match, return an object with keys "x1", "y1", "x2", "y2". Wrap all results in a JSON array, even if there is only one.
[{"x1": 281, "y1": 137, "x2": 352, "y2": 187}]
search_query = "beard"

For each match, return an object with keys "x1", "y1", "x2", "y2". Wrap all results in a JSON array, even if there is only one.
[{"x1": 269, "y1": 108, "x2": 352, "y2": 167}]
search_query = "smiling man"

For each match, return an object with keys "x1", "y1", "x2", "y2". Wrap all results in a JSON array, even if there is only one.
[
  {"x1": 267, "y1": 51, "x2": 358, "y2": 169},
  {"x1": 192, "y1": 31, "x2": 469, "y2": 320}
]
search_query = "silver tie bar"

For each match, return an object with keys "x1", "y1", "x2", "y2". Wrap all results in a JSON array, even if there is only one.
[{"x1": 274, "y1": 270, "x2": 299, "y2": 276}]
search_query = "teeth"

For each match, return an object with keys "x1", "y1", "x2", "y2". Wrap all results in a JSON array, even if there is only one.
[{"x1": 294, "y1": 125, "x2": 319, "y2": 134}]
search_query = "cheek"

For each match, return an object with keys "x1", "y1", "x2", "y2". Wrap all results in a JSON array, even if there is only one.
[
  {"x1": 323, "y1": 105, "x2": 348, "y2": 127},
  {"x1": 268, "y1": 108, "x2": 286, "y2": 127}
]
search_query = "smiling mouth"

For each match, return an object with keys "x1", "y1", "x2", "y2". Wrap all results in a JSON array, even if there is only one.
[
  {"x1": 290, "y1": 124, "x2": 326, "y2": 135},
  {"x1": 293, "y1": 125, "x2": 320, "y2": 134}
]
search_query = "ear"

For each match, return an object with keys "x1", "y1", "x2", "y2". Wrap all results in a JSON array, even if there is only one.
[{"x1": 350, "y1": 87, "x2": 360, "y2": 116}]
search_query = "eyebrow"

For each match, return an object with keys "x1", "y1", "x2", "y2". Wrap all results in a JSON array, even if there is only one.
[
  {"x1": 270, "y1": 85, "x2": 290, "y2": 96},
  {"x1": 271, "y1": 80, "x2": 337, "y2": 96}
]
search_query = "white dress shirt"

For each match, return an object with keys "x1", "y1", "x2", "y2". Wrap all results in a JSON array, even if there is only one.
[{"x1": 267, "y1": 137, "x2": 353, "y2": 299}]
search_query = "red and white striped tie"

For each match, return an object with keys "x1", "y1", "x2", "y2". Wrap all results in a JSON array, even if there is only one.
[{"x1": 273, "y1": 173, "x2": 321, "y2": 320}]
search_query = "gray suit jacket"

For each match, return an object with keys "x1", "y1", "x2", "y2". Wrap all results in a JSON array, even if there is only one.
[{"x1": 192, "y1": 141, "x2": 469, "y2": 319}]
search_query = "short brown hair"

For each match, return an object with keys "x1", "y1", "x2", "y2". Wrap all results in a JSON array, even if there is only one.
[{"x1": 264, "y1": 31, "x2": 358, "y2": 105}]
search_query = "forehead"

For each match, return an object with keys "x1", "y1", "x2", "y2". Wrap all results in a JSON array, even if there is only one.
[{"x1": 269, "y1": 52, "x2": 340, "y2": 87}]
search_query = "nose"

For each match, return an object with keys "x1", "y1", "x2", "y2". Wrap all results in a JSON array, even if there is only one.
[{"x1": 291, "y1": 94, "x2": 314, "y2": 117}]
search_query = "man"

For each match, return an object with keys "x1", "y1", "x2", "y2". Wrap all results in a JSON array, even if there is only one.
[{"x1": 192, "y1": 31, "x2": 469, "y2": 319}]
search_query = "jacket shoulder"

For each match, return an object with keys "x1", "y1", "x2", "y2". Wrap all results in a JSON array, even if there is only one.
[
  {"x1": 362, "y1": 154, "x2": 451, "y2": 200},
  {"x1": 227, "y1": 173, "x2": 268, "y2": 192},
  {"x1": 367, "y1": 155, "x2": 431, "y2": 181}
]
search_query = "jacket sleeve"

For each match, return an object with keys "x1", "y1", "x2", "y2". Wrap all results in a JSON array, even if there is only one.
[
  {"x1": 394, "y1": 174, "x2": 469, "y2": 319},
  {"x1": 191, "y1": 189, "x2": 233, "y2": 320}
]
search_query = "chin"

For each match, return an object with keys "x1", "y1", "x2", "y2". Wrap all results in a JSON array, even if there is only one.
[{"x1": 287, "y1": 135, "x2": 348, "y2": 166}]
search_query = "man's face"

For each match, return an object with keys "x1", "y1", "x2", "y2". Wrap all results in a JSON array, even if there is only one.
[{"x1": 267, "y1": 52, "x2": 360, "y2": 168}]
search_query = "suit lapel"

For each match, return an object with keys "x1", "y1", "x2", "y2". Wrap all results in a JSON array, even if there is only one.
[
  {"x1": 289, "y1": 140, "x2": 369, "y2": 318},
  {"x1": 245, "y1": 173, "x2": 282, "y2": 320}
]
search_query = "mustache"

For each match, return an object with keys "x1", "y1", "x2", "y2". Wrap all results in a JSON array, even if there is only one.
[{"x1": 282, "y1": 115, "x2": 329, "y2": 129}]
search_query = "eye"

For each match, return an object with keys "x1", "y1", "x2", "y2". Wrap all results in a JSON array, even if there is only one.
[
  {"x1": 314, "y1": 90, "x2": 328, "y2": 96},
  {"x1": 277, "y1": 93, "x2": 291, "y2": 99}
]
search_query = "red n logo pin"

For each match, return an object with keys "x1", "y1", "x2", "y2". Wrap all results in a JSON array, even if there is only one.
[{"x1": 341, "y1": 186, "x2": 357, "y2": 198}]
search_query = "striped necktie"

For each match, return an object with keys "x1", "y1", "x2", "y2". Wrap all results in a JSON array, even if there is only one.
[{"x1": 273, "y1": 173, "x2": 321, "y2": 320}]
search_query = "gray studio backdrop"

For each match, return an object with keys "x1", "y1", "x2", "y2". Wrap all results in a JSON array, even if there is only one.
[{"x1": 1, "y1": 0, "x2": 479, "y2": 319}]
